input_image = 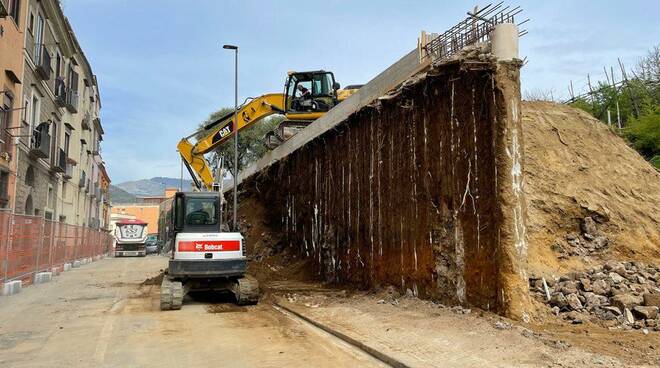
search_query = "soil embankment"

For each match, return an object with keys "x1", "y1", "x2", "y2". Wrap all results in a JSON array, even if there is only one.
[{"x1": 522, "y1": 101, "x2": 660, "y2": 277}]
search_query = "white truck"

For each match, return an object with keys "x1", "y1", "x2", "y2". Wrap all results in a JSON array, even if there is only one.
[{"x1": 114, "y1": 219, "x2": 148, "y2": 257}]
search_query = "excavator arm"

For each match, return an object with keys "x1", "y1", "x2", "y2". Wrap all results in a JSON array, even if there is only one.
[{"x1": 177, "y1": 93, "x2": 286, "y2": 190}]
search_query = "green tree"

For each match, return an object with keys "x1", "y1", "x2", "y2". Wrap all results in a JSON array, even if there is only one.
[
  {"x1": 197, "y1": 107, "x2": 283, "y2": 179},
  {"x1": 568, "y1": 45, "x2": 659, "y2": 169},
  {"x1": 624, "y1": 104, "x2": 660, "y2": 168}
]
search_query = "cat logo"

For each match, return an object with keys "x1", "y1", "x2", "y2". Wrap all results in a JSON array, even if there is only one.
[{"x1": 212, "y1": 121, "x2": 233, "y2": 144}]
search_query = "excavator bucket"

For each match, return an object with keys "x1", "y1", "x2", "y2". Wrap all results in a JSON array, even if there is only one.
[{"x1": 262, "y1": 120, "x2": 313, "y2": 149}]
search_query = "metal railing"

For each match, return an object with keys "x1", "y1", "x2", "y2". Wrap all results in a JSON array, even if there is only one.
[
  {"x1": 54, "y1": 77, "x2": 67, "y2": 107},
  {"x1": 29, "y1": 127, "x2": 50, "y2": 159},
  {"x1": 35, "y1": 44, "x2": 52, "y2": 80},
  {"x1": 65, "y1": 88, "x2": 79, "y2": 113},
  {"x1": 0, "y1": 209, "x2": 112, "y2": 285}
]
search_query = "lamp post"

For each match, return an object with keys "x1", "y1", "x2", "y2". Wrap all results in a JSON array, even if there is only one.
[{"x1": 223, "y1": 44, "x2": 239, "y2": 231}]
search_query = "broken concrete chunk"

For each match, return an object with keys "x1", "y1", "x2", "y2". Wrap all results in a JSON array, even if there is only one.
[
  {"x1": 611, "y1": 294, "x2": 644, "y2": 311},
  {"x1": 593, "y1": 236, "x2": 609, "y2": 249},
  {"x1": 591, "y1": 279, "x2": 611, "y2": 295},
  {"x1": 632, "y1": 306, "x2": 658, "y2": 320},
  {"x1": 566, "y1": 293, "x2": 583, "y2": 311},
  {"x1": 608, "y1": 272, "x2": 625, "y2": 284},
  {"x1": 643, "y1": 293, "x2": 660, "y2": 307},
  {"x1": 550, "y1": 293, "x2": 568, "y2": 309},
  {"x1": 581, "y1": 217, "x2": 598, "y2": 237},
  {"x1": 559, "y1": 281, "x2": 578, "y2": 294}
]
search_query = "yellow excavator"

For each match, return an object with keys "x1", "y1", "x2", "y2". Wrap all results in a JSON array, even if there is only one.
[{"x1": 178, "y1": 70, "x2": 361, "y2": 190}]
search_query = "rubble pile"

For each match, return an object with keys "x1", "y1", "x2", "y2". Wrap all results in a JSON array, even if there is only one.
[
  {"x1": 551, "y1": 216, "x2": 610, "y2": 258},
  {"x1": 530, "y1": 261, "x2": 660, "y2": 331}
]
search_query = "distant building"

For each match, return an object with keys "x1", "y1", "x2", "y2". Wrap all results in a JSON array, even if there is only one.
[{"x1": 110, "y1": 188, "x2": 176, "y2": 235}]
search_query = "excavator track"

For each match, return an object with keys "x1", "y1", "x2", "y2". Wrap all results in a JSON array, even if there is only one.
[
  {"x1": 233, "y1": 275, "x2": 260, "y2": 305},
  {"x1": 160, "y1": 278, "x2": 184, "y2": 310}
]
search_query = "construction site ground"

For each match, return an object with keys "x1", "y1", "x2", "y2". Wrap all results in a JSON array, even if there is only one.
[{"x1": 1, "y1": 256, "x2": 657, "y2": 368}]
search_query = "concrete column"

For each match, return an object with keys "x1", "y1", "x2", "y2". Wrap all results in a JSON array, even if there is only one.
[{"x1": 493, "y1": 60, "x2": 531, "y2": 319}]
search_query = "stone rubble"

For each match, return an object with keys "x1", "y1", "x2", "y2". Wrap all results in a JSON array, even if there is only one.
[
  {"x1": 530, "y1": 260, "x2": 659, "y2": 331},
  {"x1": 552, "y1": 216, "x2": 611, "y2": 258}
]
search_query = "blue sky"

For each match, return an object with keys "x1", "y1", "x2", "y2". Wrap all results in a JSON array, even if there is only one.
[{"x1": 62, "y1": 0, "x2": 660, "y2": 183}]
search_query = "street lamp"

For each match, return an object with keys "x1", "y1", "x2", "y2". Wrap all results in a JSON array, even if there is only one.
[{"x1": 223, "y1": 44, "x2": 239, "y2": 231}]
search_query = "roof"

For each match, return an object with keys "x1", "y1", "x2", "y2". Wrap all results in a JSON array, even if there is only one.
[{"x1": 116, "y1": 218, "x2": 147, "y2": 226}]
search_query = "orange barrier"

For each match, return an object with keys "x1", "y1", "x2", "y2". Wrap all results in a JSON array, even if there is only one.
[{"x1": 0, "y1": 211, "x2": 112, "y2": 284}]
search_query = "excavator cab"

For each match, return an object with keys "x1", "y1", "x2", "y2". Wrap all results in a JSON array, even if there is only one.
[{"x1": 284, "y1": 70, "x2": 340, "y2": 115}]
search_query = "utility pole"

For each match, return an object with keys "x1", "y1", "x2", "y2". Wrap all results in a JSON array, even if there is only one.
[{"x1": 223, "y1": 44, "x2": 239, "y2": 231}]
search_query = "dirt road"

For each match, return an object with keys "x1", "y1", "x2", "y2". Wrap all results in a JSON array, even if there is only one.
[
  {"x1": 1, "y1": 256, "x2": 656, "y2": 368},
  {"x1": 0, "y1": 256, "x2": 385, "y2": 368}
]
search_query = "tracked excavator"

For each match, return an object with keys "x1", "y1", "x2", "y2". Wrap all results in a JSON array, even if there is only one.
[
  {"x1": 160, "y1": 71, "x2": 359, "y2": 310},
  {"x1": 178, "y1": 70, "x2": 360, "y2": 191}
]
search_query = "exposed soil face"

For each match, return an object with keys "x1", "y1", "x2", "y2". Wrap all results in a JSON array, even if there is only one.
[
  {"x1": 241, "y1": 60, "x2": 521, "y2": 312},
  {"x1": 522, "y1": 101, "x2": 660, "y2": 277}
]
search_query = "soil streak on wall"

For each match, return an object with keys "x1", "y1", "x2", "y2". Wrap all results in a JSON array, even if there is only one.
[{"x1": 241, "y1": 59, "x2": 529, "y2": 315}]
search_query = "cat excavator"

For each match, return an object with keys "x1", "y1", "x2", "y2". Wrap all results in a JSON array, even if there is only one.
[{"x1": 178, "y1": 70, "x2": 361, "y2": 191}]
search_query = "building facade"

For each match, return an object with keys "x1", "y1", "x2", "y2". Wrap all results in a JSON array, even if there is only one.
[
  {"x1": 0, "y1": 0, "x2": 28, "y2": 210},
  {"x1": 1, "y1": 0, "x2": 109, "y2": 229}
]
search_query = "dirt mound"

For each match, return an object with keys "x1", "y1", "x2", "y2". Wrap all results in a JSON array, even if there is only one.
[
  {"x1": 141, "y1": 271, "x2": 164, "y2": 286},
  {"x1": 522, "y1": 101, "x2": 660, "y2": 277},
  {"x1": 238, "y1": 195, "x2": 321, "y2": 286}
]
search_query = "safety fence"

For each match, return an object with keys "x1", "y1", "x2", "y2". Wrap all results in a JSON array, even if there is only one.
[{"x1": 0, "y1": 209, "x2": 112, "y2": 285}]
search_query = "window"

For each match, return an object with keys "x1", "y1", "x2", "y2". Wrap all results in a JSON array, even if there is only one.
[
  {"x1": 47, "y1": 185, "x2": 54, "y2": 209},
  {"x1": 62, "y1": 181, "x2": 67, "y2": 200},
  {"x1": 55, "y1": 52, "x2": 62, "y2": 79},
  {"x1": 28, "y1": 11, "x2": 34, "y2": 33},
  {"x1": 25, "y1": 165, "x2": 35, "y2": 186},
  {"x1": 64, "y1": 131, "x2": 70, "y2": 157},
  {"x1": 34, "y1": 13, "x2": 44, "y2": 62},
  {"x1": 30, "y1": 94, "x2": 39, "y2": 128},
  {"x1": 1, "y1": 93, "x2": 13, "y2": 153},
  {"x1": 185, "y1": 198, "x2": 218, "y2": 226},
  {"x1": 0, "y1": 171, "x2": 9, "y2": 207},
  {"x1": 21, "y1": 97, "x2": 28, "y2": 123},
  {"x1": 9, "y1": 0, "x2": 21, "y2": 26}
]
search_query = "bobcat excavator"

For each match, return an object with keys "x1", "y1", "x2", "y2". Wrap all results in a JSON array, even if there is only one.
[
  {"x1": 178, "y1": 70, "x2": 360, "y2": 191},
  {"x1": 160, "y1": 71, "x2": 360, "y2": 310}
]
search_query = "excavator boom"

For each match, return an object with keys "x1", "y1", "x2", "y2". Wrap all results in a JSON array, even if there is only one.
[
  {"x1": 178, "y1": 93, "x2": 287, "y2": 190},
  {"x1": 178, "y1": 70, "x2": 361, "y2": 191}
]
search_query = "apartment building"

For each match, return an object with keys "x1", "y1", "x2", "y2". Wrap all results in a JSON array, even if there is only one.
[
  {"x1": 0, "y1": 0, "x2": 28, "y2": 209},
  {"x1": 2, "y1": 0, "x2": 110, "y2": 229}
]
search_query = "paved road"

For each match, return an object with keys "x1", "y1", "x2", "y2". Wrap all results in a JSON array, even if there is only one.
[{"x1": 0, "y1": 256, "x2": 384, "y2": 368}]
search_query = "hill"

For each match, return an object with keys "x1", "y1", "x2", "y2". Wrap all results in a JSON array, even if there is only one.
[
  {"x1": 115, "y1": 177, "x2": 194, "y2": 196},
  {"x1": 109, "y1": 185, "x2": 137, "y2": 204}
]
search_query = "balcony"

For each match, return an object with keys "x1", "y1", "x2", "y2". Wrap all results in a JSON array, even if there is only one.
[
  {"x1": 63, "y1": 161, "x2": 73, "y2": 180},
  {"x1": 29, "y1": 127, "x2": 50, "y2": 159},
  {"x1": 51, "y1": 148, "x2": 66, "y2": 173},
  {"x1": 65, "y1": 88, "x2": 79, "y2": 113},
  {"x1": 35, "y1": 44, "x2": 52, "y2": 80},
  {"x1": 81, "y1": 114, "x2": 91, "y2": 130},
  {"x1": 54, "y1": 78, "x2": 66, "y2": 107},
  {"x1": 79, "y1": 170, "x2": 86, "y2": 188}
]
